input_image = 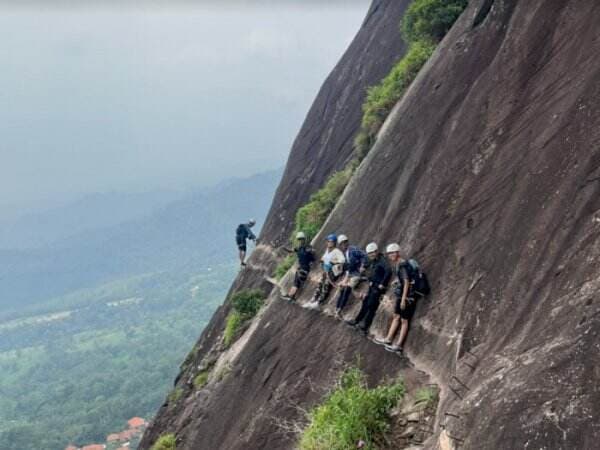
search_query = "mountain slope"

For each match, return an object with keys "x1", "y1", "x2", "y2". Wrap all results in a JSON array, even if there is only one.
[
  {"x1": 141, "y1": 1, "x2": 600, "y2": 449},
  {"x1": 0, "y1": 170, "x2": 280, "y2": 315}
]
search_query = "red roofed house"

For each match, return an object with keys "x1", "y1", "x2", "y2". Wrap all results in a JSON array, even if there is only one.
[
  {"x1": 127, "y1": 417, "x2": 146, "y2": 429},
  {"x1": 119, "y1": 429, "x2": 136, "y2": 441}
]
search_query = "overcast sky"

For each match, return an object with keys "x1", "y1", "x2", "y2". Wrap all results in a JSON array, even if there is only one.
[{"x1": 0, "y1": 1, "x2": 369, "y2": 211}]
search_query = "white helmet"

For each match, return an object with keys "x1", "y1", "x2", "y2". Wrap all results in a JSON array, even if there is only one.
[
  {"x1": 366, "y1": 242, "x2": 378, "y2": 253},
  {"x1": 248, "y1": 218, "x2": 256, "y2": 226},
  {"x1": 386, "y1": 243, "x2": 401, "y2": 254},
  {"x1": 296, "y1": 231, "x2": 306, "y2": 240},
  {"x1": 338, "y1": 234, "x2": 349, "y2": 244}
]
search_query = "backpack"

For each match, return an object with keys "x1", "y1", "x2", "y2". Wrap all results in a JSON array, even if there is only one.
[
  {"x1": 394, "y1": 258, "x2": 431, "y2": 298},
  {"x1": 236, "y1": 224, "x2": 247, "y2": 239},
  {"x1": 406, "y1": 258, "x2": 431, "y2": 297}
]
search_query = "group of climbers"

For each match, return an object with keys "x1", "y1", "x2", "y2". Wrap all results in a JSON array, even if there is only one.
[
  {"x1": 233, "y1": 220, "x2": 429, "y2": 354},
  {"x1": 281, "y1": 232, "x2": 429, "y2": 354}
]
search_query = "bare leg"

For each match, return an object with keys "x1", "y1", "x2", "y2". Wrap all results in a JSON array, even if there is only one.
[
  {"x1": 397, "y1": 319, "x2": 410, "y2": 348},
  {"x1": 385, "y1": 315, "x2": 401, "y2": 342},
  {"x1": 239, "y1": 250, "x2": 246, "y2": 265},
  {"x1": 288, "y1": 286, "x2": 298, "y2": 298}
]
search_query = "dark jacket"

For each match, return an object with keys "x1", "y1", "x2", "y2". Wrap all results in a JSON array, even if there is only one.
[
  {"x1": 295, "y1": 245, "x2": 315, "y2": 272},
  {"x1": 236, "y1": 223, "x2": 256, "y2": 241},
  {"x1": 394, "y1": 261, "x2": 414, "y2": 298},
  {"x1": 365, "y1": 253, "x2": 391, "y2": 289},
  {"x1": 344, "y1": 246, "x2": 367, "y2": 274}
]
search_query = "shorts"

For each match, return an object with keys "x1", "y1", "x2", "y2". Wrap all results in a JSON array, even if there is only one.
[
  {"x1": 236, "y1": 237, "x2": 247, "y2": 252},
  {"x1": 294, "y1": 269, "x2": 309, "y2": 288},
  {"x1": 395, "y1": 297, "x2": 416, "y2": 320}
]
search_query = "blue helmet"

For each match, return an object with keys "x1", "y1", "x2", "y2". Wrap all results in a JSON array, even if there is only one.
[{"x1": 326, "y1": 233, "x2": 337, "y2": 242}]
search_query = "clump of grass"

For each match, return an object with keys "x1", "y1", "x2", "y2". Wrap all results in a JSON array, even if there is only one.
[
  {"x1": 299, "y1": 367, "x2": 405, "y2": 450},
  {"x1": 223, "y1": 289, "x2": 265, "y2": 348},
  {"x1": 193, "y1": 370, "x2": 210, "y2": 389},
  {"x1": 168, "y1": 388, "x2": 183, "y2": 404},
  {"x1": 274, "y1": 254, "x2": 296, "y2": 280},
  {"x1": 354, "y1": 0, "x2": 468, "y2": 161},
  {"x1": 291, "y1": 165, "x2": 354, "y2": 243},
  {"x1": 413, "y1": 386, "x2": 439, "y2": 409},
  {"x1": 151, "y1": 433, "x2": 176, "y2": 450}
]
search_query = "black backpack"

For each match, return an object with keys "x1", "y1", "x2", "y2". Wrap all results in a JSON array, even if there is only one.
[
  {"x1": 395, "y1": 259, "x2": 431, "y2": 297},
  {"x1": 236, "y1": 224, "x2": 247, "y2": 239}
]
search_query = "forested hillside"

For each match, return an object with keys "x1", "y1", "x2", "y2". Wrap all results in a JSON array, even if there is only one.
[{"x1": 0, "y1": 170, "x2": 280, "y2": 450}]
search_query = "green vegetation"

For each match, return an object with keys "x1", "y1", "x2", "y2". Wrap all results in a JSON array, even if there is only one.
[
  {"x1": 291, "y1": 165, "x2": 354, "y2": 243},
  {"x1": 284, "y1": 0, "x2": 468, "y2": 258},
  {"x1": 299, "y1": 368, "x2": 405, "y2": 450},
  {"x1": 402, "y1": 0, "x2": 469, "y2": 43},
  {"x1": 354, "y1": 0, "x2": 468, "y2": 160},
  {"x1": 193, "y1": 370, "x2": 210, "y2": 389},
  {"x1": 413, "y1": 386, "x2": 439, "y2": 409},
  {"x1": 168, "y1": 388, "x2": 184, "y2": 404},
  {"x1": 223, "y1": 289, "x2": 265, "y2": 348},
  {"x1": 0, "y1": 267, "x2": 236, "y2": 450},
  {"x1": 151, "y1": 433, "x2": 176, "y2": 450},
  {"x1": 274, "y1": 254, "x2": 296, "y2": 280},
  {"x1": 357, "y1": 40, "x2": 436, "y2": 159}
]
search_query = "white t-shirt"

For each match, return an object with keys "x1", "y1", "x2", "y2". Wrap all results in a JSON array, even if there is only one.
[{"x1": 321, "y1": 248, "x2": 346, "y2": 266}]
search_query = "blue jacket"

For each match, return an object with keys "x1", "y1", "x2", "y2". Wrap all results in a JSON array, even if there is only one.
[{"x1": 344, "y1": 246, "x2": 367, "y2": 274}]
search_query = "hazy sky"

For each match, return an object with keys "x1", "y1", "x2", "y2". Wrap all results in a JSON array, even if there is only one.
[{"x1": 0, "y1": 1, "x2": 369, "y2": 210}]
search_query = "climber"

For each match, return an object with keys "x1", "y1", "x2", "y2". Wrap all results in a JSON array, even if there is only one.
[
  {"x1": 281, "y1": 232, "x2": 316, "y2": 302},
  {"x1": 307, "y1": 233, "x2": 346, "y2": 309},
  {"x1": 345, "y1": 242, "x2": 391, "y2": 334},
  {"x1": 235, "y1": 219, "x2": 257, "y2": 267},
  {"x1": 334, "y1": 234, "x2": 367, "y2": 318},
  {"x1": 374, "y1": 243, "x2": 413, "y2": 353}
]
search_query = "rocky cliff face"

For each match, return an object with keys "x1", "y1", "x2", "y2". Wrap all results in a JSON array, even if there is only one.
[{"x1": 140, "y1": 1, "x2": 600, "y2": 449}]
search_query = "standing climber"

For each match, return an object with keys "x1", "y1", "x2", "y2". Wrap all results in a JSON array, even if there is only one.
[
  {"x1": 282, "y1": 232, "x2": 316, "y2": 302},
  {"x1": 345, "y1": 242, "x2": 391, "y2": 334},
  {"x1": 236, "y1": 219, "x2": 257, "y2": 267},
  {"x1": 334, "y1": 235, "x2": 367, "y2": 318},
  {"x1": 307, "y1": 234, "x2": 346, "y2": 309},
  {"x1": 375, "y1": 243, "x2": 414, "y2": 354}
]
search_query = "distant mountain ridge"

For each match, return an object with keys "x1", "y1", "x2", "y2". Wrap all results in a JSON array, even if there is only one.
[
  {"x1": 0, "y1": 169, "x2": 281, "y2": 314},
  {"x1": 0, "y1": 190, "x2": 182, "y2": 250}
]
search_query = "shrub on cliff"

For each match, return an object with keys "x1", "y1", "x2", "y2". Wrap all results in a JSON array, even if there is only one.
[
  {"x1": 292, "y1": 165, "x2": 354, "y2": 243},
  {"x1": 223, "y1": 289, "x2": 265, "y2": 347},
  {"x1": 402, "y1": 0, "x2": 468, "y2": 43},
  {"x1": 299, "y1": 368, "x2": 405, "y2": 450},
  {"x1": 359, "y1": 40, "x2": 436, "y2": 150},
  {"x1": 274, "y1": 254, "x2": 296, "y2": 280},
  {"x1": 354, "y1": 0, "x2": 468, "y2": 161},
  {"x1": 151, "y1": 433, "x2": 176, "y2": 450}
]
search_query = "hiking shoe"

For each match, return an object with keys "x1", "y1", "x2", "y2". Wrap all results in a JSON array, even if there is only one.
[
  {"x1": 280, "y1": 295, "x2": 294, "y2": 302},
  {"x1": 334, "y1": 308, "x2": 342, "y2": 319},
  {"x1": 345, "y1": 319, "x2": 358, "y2": 327},
  {"x1": 358, "y1": 326, "x2": 368, "y2": 336},
  {"x1": 374, "y1": 337, "x2": 391, "y2": 346},
  {"x1": 384, "y1": 344, "x2": 403, "y2": 354},
  {"x1": 304, "y1": 301, "x2": 320, "y2": 310}
]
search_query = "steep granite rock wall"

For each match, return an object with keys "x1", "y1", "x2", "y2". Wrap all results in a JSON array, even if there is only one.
[
  {"x1": 141, "y1": 1, "x2": 600, "y2": 449},
  {"x1": 313, "y1": 0, "x2": 600, "y2": 448},
  {"x1": 261, "y1": 0, "x2": 410, "y2": 245},
  {"x1": 140, "y1": 1, "x2": 414, "y2": 449}
]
